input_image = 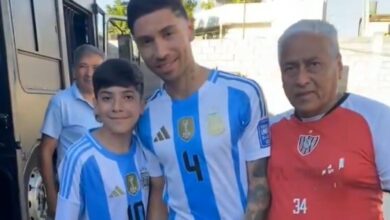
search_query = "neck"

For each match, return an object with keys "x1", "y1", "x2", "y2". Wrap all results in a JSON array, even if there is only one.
[
  {"x1": 165, "y1": 64, "x2": 209, "y2": 100},
  {"x1": 94, "y1": 128, "x2": 132, "y2": 154},
  {"x1": 77, "y1": 85, "x2": 94, "y2": 103}
]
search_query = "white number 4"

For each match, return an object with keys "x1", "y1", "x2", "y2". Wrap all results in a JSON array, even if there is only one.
[{"x1": 293, "y1": 198, "x2": 307, "y2": 214}]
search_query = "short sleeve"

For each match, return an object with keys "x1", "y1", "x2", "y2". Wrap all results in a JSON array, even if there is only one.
[
  {"x1": 41, "y1": 96, "x2": 63, "y2": 139},
  {"x1": 143, "y1": 148, "x2": 163, "y2": 177},
  {"x1": 241, "y1": 81, "x2": 271, "y2": 161}
]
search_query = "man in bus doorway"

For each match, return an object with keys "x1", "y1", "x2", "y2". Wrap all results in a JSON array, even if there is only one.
[{"x1": 39, "y1": 44, "x2": 104, "y2": 218}]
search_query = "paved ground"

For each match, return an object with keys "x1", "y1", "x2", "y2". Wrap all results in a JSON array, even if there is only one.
[{"x1": 384, "y1": 193, "x2": 390, "y2": 219}]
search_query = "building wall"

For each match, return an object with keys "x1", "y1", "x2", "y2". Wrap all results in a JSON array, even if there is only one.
[{"x1": 192, "y1": 37, "x2": 390, "y2": 114}]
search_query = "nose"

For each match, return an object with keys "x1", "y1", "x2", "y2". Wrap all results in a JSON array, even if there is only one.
[
  {"x1": 296, "y1": 66, "x2": 310, "y2": 87},
  {"x1": 112, "y1": 97, "x2": 123, "y2": 112},
  {"x1": 87, "y1": 66, "x2": 95, "y2": 77},
  {"x1": 155, "y1": 38, "x2": 169, "y2": 60}
]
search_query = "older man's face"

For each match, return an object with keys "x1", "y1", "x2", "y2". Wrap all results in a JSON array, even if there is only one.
[
  {"x1": 74, "y1": 54, "x2": 103, "y2": 94},
  {"x1": 280, "y1": 33, "x2": 343, "y2": 118}
]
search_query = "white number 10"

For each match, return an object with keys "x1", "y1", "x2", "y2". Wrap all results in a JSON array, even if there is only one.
[{"x1": 293, "y1": 198, "x2": 307, "y2": 214}]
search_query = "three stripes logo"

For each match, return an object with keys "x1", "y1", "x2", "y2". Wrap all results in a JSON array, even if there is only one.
[
  {"x1": 109, "y1": 186, "x2": 125, "y2": 198},
  {"x1": 154, "y1": 126, "x2": 170, "y2": 143}
]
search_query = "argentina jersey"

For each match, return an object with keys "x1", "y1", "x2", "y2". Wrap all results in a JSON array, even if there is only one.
[
  {"x1": 138, "y1": 69, "x2": 270, "y2": 219},
  {"x1": 56, "y1": 132, "x2": 151, "y2": 220}
]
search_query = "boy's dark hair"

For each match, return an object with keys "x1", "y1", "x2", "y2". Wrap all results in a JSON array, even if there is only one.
[
  {"x1": 127, "y1": 0, "x2": 188, "y2": 33},
  {"x1": 93, "y1": 59, "x2": 144, "y2": 97}
]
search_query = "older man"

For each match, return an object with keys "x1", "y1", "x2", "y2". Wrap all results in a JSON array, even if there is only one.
[
  {"x1": 39, "y1": 44, "x2": 104, "y2": 218},
  {"x1": 268, "y1": 20, "x2": 390, "y2": 220}
]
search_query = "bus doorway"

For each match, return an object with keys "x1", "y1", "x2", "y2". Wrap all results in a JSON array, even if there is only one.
[{"x1": 0, "y1": 3, "x2": 21, "y2": 220}]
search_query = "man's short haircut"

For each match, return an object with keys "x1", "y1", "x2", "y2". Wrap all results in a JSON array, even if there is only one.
[
  {"x1": 93, "y1": 59, "x2": 144, "y2": 97},
  {"x1": 127, "y1": 0, "x2": 188, "y2": 33},
  {"x1": 73, "y1": 44, "x2": 105, "y2": 69},
  {"x1": 278, "y1": 19, "x2": 340, "y2": 64}
]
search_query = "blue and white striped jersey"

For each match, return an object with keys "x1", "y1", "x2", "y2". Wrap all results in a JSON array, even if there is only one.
[
  {"x1": 138, "y1": 70, "x2": 271, "y2": 220},
  {"x1": 56, "y1": 131, "x2": 157, "y2": 220}
]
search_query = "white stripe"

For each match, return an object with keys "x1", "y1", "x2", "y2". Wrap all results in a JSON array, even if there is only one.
[{"x1": 149, "y1": 98, "x2": 194, "y2": 219}]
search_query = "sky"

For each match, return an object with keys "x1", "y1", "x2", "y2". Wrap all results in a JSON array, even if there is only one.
[{"x1": 97, "y1": 0, "x2": 390, "y2": 37}]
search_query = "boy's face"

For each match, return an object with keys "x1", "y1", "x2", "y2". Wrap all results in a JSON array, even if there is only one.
[
  {"x1": 95, "y1": 86, "x2": 143, "y2": 135},
  {"x1": 132, "y1": 8, "x2": 194, "y2": 83}
]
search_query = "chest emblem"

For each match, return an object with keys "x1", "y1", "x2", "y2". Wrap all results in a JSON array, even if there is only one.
[
  {"x1": 179, "y1": 117, "x2": 195, "y2": 142},
  {"x1": 126, "y1": 173, "x2": 139, "y2": 195},
  {"x1": 297, "y1": 135, "x2": 320, "y2": 156},
  {"x1": 207, "y1": 113, "x2": 225, "y2": 136}
]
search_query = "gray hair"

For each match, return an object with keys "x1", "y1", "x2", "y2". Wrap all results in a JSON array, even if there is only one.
[
  {"x1": 278, "y1": 19, "x2": 340, "y2": 64},
  {"x1": 72, "y1": 44, "x2": 105, "y2": 69}
]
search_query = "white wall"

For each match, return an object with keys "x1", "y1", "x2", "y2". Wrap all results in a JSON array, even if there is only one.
[{"x1": 192, "y1": 37, "x2": 390, "y2": 114}]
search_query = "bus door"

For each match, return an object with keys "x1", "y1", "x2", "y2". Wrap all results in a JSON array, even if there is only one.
[{"x1": 0, "y1": 3, "x2": 21, "y2": 220}]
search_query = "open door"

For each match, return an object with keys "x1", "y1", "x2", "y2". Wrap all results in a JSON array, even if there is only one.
[
  {"x1": 0, "y1": 3, "x2": 21, "y2": 220},
  {"x1": 105, "y1": 16, "x2": 161, "y2": 98}
]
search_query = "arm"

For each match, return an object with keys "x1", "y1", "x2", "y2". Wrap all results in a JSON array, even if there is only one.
[
  {"x1": 147, "y1": 176, "x2": 167, "y2": 220},
  {"x1": 245, "y1": 158, "x2": 270, "y2": 220},
  {"x1": 38, "y1": 134, "x2": 58, "y2": 218}
]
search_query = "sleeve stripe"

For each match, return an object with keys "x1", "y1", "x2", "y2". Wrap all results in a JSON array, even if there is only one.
[
  {"x1": 215, "y1": 71, "x2": 267, "y2": 118},
  {"x1": 60, "y1": 141, "x2": 91, "y2": 199}
]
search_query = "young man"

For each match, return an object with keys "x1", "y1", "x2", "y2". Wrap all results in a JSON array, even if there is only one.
[
  {"x1": 39, "y1": 44, "x2": 104, "y2": 217},
  {"x1": 127, "y1": 0, "x2": 270, "y2": 219},
  {"x1": 55, "y1": 59, "x2": 158, "y2": 220},
  {"x1": 268, "y1": 20, "x2": 390, "y2": 220}
]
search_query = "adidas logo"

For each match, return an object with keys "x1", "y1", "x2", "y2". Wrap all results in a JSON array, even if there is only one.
[
  {"x1": 154, "y1": 126, "x2": 170, "y2": 142},
  {"x1": 109, "y1": 186, "x2": 125, "y2": 198}
]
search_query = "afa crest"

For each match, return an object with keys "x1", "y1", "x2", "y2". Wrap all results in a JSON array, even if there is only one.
[
  {"x1": 178, "y1": 117, "x2": 195, "y2": 142},
  {"x1": 297, "y1": 135, "x2": 320, "y2": 156},
  {"x1": 126, "y1": 173, "x2": 139, "y2": 195},
  {"x1": 207, "y1": 113, "x2": 225, "y2": 136}
]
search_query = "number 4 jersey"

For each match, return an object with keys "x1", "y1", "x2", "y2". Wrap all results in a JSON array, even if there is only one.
[
  {"x1": 268, "y1": 93, "x2": 390, "y2": 220},
  {"x1": 137, "y1": 70, "x2": 270, "y2": 220}
]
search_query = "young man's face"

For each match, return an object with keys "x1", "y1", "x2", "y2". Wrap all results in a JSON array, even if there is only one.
[
  {"x1": 95, "y1": 86, "x2": 143, "y2": 135},
  {"x1": 132, "y1": 8, "x2": 194, "y2": 83},
  {"x1": 74, "y1": 54, "x2": 104, "y2": 94},
  {"x1": 279, "y1": 33, "x2": 343, "y2": 118}
]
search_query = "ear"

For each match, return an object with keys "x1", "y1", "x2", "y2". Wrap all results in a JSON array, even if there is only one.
[
  {"x1": 140, "y1": 98, "x2": 146, "y2": 115},
  {"x1": 186, "y1": 18, "x2": 195, "y2": 42},
  {"x1": 336, "y1": 53, "x2": 343, "y2": 80}
]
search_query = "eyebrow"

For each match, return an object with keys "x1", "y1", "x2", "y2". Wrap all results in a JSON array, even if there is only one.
[{"x1": 135, "y1": 24, "x2": 176, "y2": 40}]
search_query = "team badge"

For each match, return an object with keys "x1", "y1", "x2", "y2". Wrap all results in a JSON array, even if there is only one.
[
  {"x1": 126, "y1": 173, "x2": 139, "y2": 195},
  {"x1": 258, "y1": 118, "x2": 270, "y2": 148},
  {"x1": 140, "y1": 168, "x2": 150, "y2": 188},
  {"x1": 207, "y1": 113, "x2": 225, "y2": 136},
  {"x1": 178, "y1": 117, "x2": 194, "y2": 142},
  {"x1": 297, "y1": 135, "x2": 320, "y2": 156}
]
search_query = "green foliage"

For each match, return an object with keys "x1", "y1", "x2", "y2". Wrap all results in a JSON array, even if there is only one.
[
  {"x1": 201, "y1": 1, "x2": 216, "y2": 10},
  {"x1": 182, "y1": 0, "x2": 198, "y2": 19},
  {"x1": 106, "y1": 0, "x2": 130, "y2": 36}
]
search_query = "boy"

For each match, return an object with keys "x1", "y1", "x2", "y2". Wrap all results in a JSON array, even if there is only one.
[{"x1": 55, "y1": 59, "x2": 157, "y2": 220}]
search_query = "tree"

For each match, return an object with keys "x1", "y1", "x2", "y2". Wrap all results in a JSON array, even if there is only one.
[
  {"x1": 201, "y1": 1, "x2": 216, "y2": 10},
  {"x1": 106, "y1": 0, "x2": 130, "y2": 36},
  {"x1": 182, "y1": 0, "x2": 198, "y2": 20}
]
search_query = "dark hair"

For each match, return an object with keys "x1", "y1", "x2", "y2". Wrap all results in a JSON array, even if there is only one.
[
  {"x1": 127, "y1": 0, "x2": 188, "y2": 33},
  {"x1": 93, "y1": 59, "x2": 144, "y2": 97},
  {"x1": 73, "y1": 44, "x2": 104, "y2": 69}
]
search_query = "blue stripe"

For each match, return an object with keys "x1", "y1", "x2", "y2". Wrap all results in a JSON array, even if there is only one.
[
  {"x1": 114, "y1": 142, "x2": 145, "y2": 220},
  {"x1": 228, "y1": 87, "x2": 249, "y2": 210},
  {"x1": 216, "y1": 71, "x2": 267, "y2": 118},
  {"x1": 60, "y1": 139, "x2": 92, "y2": 198},
  {"x1": 137, "y1": 108, "x2": 156, "y2": 155},
  {"x1": 82, "y1": 157, "x2": 111, "y2": 220},
  {"x1": 168, "y1": 208, "x2": 176, "y2": 220},
  {"x1": 172, "y1": 93, "x2": 220, "y2": 219}
]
